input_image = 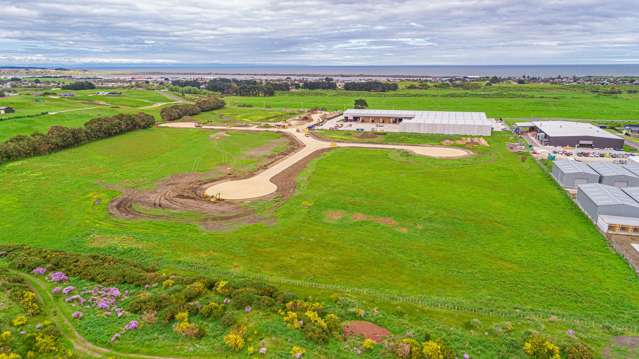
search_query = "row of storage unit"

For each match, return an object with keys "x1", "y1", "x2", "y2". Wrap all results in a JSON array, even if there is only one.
[
  {"x1": 576, "y1": 183, "x2": 639, "y2": 235},
  {"x1": 552, "y1": 159, "x2": 639, "y2": 189},
  {"x1": 552, "y1": 159, "x2": 639, "y2": 236}
]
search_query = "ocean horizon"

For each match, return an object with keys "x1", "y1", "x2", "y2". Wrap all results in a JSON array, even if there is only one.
[{"x1": 49, "y1": 63, "x2": 639, "y2": 77}]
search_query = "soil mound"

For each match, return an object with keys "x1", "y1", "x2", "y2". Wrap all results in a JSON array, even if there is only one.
[{"x1": 343, "y1": 321, "x2": 391, "y2": 343}]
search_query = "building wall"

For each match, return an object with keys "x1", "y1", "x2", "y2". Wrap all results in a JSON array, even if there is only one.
[
  {"x1": 599, "y1": 175, "x2": 639, "y2": 187},
  {"x1": 400, "y1": 122, "x2": 492, "y2": 136},
  {"x1": 344, "y1": 115, "x2": 405, "y2": 124},
  {"x1": 545, "y1": 135, "x2": 624, "y2": 150},
  {"x1": 576, "y1": 190, "x2": 599, "y2": 220},
  {"x1": 552, "y1": 167, "x2": 599, "y2": 188}
]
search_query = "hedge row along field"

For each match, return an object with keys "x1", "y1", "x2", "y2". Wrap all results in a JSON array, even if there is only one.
[
  {"x1": 0, "y1": 245, "x2": 596, "y2": 358},
  {"x1": 160, "y1": 96, "x2": 225, "y2": 121},
  {"x1": 0, "y1": 112, "x2": 154, "y2": 164}
]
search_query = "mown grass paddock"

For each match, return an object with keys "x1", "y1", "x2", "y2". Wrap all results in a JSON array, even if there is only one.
[{"x1": 1, "y1": 120, "x2": 639, "y2": 356}]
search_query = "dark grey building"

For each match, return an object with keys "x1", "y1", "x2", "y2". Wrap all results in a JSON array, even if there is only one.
[
  {"x1": 533, "y1": 121, "x2": 624, "y2": 149},
  {"x1": 551, "y1": 159, "x2": 600, "y2": 188},
  {"x1": 589, "y1": 162, "x2": 639, "y2": 187},
  {"x1": 576, "y1": 183, "x2": 639, "y2": 221}
]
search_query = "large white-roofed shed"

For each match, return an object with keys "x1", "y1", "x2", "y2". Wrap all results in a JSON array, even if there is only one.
[{"x1": 342, "y1": 109, "x2": 492, "y2": 136}]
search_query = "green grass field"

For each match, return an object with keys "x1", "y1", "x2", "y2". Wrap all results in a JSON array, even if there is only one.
[
  {"x1": 226, "y1": 84, "x2": 639, "y2": 121},
  {"x1": 192, "y1": 106, "x2": 301, "y2": 125},
  {"x1": 0, "y1": 89, "x2": 170, "y2": 142},
  {"x1": 2, "y1": 121, "x2": 639, "y2": 357}
]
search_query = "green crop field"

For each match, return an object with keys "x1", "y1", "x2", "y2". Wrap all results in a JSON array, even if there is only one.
[{"x1": 2, "y1": 114, "x2": 639, "y2": 357}]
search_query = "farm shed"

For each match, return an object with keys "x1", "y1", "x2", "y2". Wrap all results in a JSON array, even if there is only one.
[
  {"x1": 576, "y1": 183, "x2": 639, "y2": 221},
  {"x1": 532, "y1": 121, "x2": 624, "y2": 149},
  {"x1": 342, "y1": 109, "x2": 492, "y2": 136},
  {"x1": 551, "y1": 159, "x2": 600, "y2": 188},
  {"x1": 589, "y1": 162, "x2": 639, "y2": 188}
]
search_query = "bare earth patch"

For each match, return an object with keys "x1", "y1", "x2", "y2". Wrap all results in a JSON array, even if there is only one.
[
  {"x1": 108, "y1": 133, "x2": 302, "y2": 230},
  {"x1": 603, "y1": 336, "x2": 639, "y2": 358},
  {"x1": 343, "y1": 321, "x2": 391, "y2": 343}
]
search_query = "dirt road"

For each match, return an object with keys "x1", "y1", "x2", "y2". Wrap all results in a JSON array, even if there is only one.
[{"x1": 160, "y1": 115, "x2": 470, "y2": 200}]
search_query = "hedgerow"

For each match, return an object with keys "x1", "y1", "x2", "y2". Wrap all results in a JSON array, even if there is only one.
[
  {"x1": 0, "y1": 112, "x2": 155, "y2": 163},
  {"x1": 160, "y1": 95, "x2": 225, "y2": 121}
]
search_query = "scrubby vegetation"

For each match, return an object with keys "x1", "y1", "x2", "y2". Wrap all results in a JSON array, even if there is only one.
[
  {"x1": 0, "y1": 269, "x2": 75, "y2": 358},
  {"x1": 0, "y1": 112, "x2": 154, "y2": 163},
  {"x1": 0, "y1": 246, "x2": 610, "y2": 358}
]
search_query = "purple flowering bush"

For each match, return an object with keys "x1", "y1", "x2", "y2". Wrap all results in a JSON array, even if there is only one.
[
  {"x1": 125, "y1": 320, "x2": 139, "y2": 331},
  {"x1": 48, "y1": 272, "x2": 69, "y2": 283},
  {"x1": 62, "y1": 286, "x2": 75, "y2": 295},
  {"x1": 32, "y1": 267, "x2": 47, "y2": 275}
]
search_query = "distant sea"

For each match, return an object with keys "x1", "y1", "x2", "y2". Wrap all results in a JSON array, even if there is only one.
[{"x1": 69, "y1": 64, "x2": 639, "y2": 77}]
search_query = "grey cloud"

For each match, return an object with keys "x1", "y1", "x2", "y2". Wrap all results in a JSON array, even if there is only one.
[{"x1": 0, "y1": 0, "x2": 637, "y2": 65}]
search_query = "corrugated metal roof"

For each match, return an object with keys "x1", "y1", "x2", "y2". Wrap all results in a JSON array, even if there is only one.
[
  {"x1": 623, "y1": 162, "x2": 639, "y2": 176},
  {"x1": 578, "y1": 183, "x2": 639, "y2": 207},
  {"x1": 589, "y1": 162, "x2": 638, "y2": 177},
  {"x1": 622, "y1": 187, "x2": 639, "y2": 202},
  {"x1": 343, "y1": 109, "x2": 491, "y2": 126},
  {"x1": 533, "y1": 121, "x2": 621, "y2": 140},
  {"x1": 553, "y1": 159, "x2": 598, "y2": 174}
]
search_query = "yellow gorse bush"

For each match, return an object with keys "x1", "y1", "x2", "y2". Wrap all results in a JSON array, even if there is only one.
[
  {"x1": 283, "y1": 311, "x2": 301, "y2": 328},
  {"x1": 362, "y1": 338, "x2": 376, "y2": 350},
  {"x1": 11, "y1": 315, "x2": 27, "y2": 327},
  {"x1": 223, "y1": 333, "x2": 245, "y2": 351},
  {"x1": 20, "y1": 291, "x2": 39, "y2": 315},
  {"x1": 215, "y1": 280, "x2": 229, "y2": 295},
  {"x1": 422, "y1": 340, "x2": 445, "y2": 359},
  {"x1": 523, "y1": 335, "x2": 561, "y2": 359}
]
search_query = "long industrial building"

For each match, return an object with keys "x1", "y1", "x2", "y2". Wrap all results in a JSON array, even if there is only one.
[
  {"x1": 342, "y1": 109, "x2": 492, "y2": 136},
  {"x1": 515, "y1": 121, "x2": 624, "y2": 149}
]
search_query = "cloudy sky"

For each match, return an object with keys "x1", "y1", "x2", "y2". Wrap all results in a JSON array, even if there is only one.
[{"x1": 1, "y1": 0, "x2": 638, "y2": 66}]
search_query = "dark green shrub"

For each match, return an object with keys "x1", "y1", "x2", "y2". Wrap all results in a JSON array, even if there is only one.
[
  {"x1": 303, "y1": 322, "x2": 330, "y2": 344},
  {"x1": 220, "y1": 312, "x2": 237, "y2": 328},
  {"x1": 254, "y1": 296, "x2": 276, "y2": 310},
  {"x1": 200, "y1": 302, "x2": 225, "y2": 319},
  {"x1": 231, "y1": 288, "x2": 258, "y2": 309},
  {"x1": 564, "y1": 342, "x2": 594, "y2": 359}
]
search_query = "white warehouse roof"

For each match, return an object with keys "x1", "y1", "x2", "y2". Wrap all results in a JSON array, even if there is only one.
[
  {"x1": 553, "y1": 159, "x2": 598, "y2": 174},
  {"x1": 578, "y1": 183, "x2": 639, "y2": 207},
  {"x1": 533, "y1": 121, "x2": 621, "y2": 140},
  {"x1": 343, "y1": 109, "x2": 490, "y2": 126}
]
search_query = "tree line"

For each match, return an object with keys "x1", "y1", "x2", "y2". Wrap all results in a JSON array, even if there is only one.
[
  {"x1": 160, "y1": 96, "x2": 226, "y2": 121},
  {"x1": 0, "y1": 113, "x2": 155, "y2": 164},
  {"x1": 171, "y1": 78, "x2": 289, "y2": 97},
  {"x1": 343, "y1": 81, "x2": 398, "y2": 92},
  {"x1": 61, "y1": 81, "x2": 96, "y2": 90}
]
